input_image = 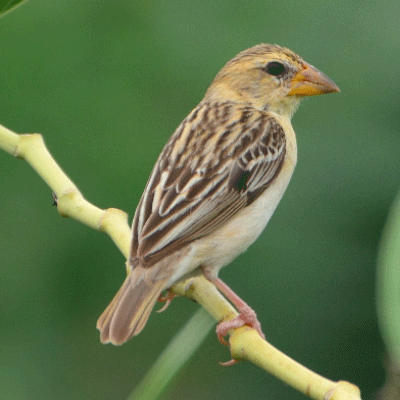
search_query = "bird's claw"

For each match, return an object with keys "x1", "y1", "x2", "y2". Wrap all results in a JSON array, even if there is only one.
[
  {"x1": 217, "y1": 332, "x2": 230, "y2": 346},
  {"x1": 156, "y1": 290, "x2": 178, "y2": 313},
  {"x1": 219, "y1": 358, "x2": 239, "y2": 367}
]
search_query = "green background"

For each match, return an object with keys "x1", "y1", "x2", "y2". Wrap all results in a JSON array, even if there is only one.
[{"x1": 1, "y1": 0, "x2": 399, "y2": 399}]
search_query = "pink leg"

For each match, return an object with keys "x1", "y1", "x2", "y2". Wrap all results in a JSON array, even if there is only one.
[{"x1": 209, "y1": 277, "x2": 266, "y2": 343}]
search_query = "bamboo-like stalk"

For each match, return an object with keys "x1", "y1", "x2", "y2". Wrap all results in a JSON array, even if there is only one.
[{"x1": 0, "y1": 123, "x2": 362, "y2": 400}]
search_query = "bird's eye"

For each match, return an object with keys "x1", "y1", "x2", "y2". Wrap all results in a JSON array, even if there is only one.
[{"x1": 264, "y1": 61, "x2": 286, "y2": 76}]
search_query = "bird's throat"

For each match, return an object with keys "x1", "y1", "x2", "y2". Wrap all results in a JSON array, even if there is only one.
[{"x1": 267, "y1": 96, "x2": 301, "y2": 119}]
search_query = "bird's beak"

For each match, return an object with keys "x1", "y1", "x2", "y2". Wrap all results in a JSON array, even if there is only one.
[{"x1": 288, "y1": 62, "x2": 340, "y2": 97}]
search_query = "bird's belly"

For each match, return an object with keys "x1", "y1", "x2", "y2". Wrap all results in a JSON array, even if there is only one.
[
  {"x1": 169, "y1": 118, "x2": 297, "y2": 284},
  {"x1": 194, "y1": 149, "x2": 296, "y2": 271}
]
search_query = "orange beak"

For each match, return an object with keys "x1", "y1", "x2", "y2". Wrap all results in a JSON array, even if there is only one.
[{"x1": 288, "y1": 62, "x2": 340, "y2": 97}]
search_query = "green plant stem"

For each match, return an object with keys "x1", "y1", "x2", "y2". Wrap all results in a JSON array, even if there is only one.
[
  {"x1": 377, "y1": 190, "x2": 400, "y2": 363},
  {"x1": 0, "y1": 123, "x2": 363, "y2": 399},
  {"x1": 129, "y1": 309, "x2": 214, "y2": 400}
]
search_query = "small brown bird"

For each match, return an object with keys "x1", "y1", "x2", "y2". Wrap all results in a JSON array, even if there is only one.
[{"x1": 97, "y1": 44, "x2": 339, "y2": 345}]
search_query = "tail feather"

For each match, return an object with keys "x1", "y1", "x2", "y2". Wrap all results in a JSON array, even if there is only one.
[{"x1": 97, "y1": 266, "x2": 168, "y2": 345}]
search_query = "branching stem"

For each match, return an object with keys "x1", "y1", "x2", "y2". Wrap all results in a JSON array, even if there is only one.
[{"x1": 0, "y1": 123, "x2": 362, "y2": 400}]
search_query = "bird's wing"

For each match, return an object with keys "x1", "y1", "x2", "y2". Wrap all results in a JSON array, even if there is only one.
[{"x1": 130, "y1": 102, "x2": 286, "y2": 266}]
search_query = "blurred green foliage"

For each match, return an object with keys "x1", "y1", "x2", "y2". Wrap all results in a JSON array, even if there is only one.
[
  {"x1": 0, "y1": 0, "x2": 28, "y2": 17},
  {"x1": 378, "y1": 192, "x2": 400, "y2": 365},
  {"x1": 129, "y1": 309, "x2": 214, "y2": 400},
  {"x1": 0, "y1": 0, "x2": 399, "y2": 399}
]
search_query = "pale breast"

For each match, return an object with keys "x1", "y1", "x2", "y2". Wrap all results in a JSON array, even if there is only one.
[{"x1": 193, "y1": 115, "x2": 297, "y2": 271}]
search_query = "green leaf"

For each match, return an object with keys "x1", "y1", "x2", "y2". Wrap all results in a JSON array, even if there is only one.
[
  {"x1": 128, "y1": 309, "x2": 215, "y2": 400},
  {"x1": 377, "y1": 190, "x2": 400, "y2": 363},
  {"x1": 0, "y1": 0, "x2": 28, "y2": 18}
]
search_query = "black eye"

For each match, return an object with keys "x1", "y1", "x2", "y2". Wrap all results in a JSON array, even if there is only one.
[{"x1": 264, "y1": 61, "x2": 286, "y2": 76}]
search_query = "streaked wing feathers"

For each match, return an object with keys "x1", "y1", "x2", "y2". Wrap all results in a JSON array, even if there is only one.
[{"x1": 130, "y1": 102, "x2": 286, "y2": 266}]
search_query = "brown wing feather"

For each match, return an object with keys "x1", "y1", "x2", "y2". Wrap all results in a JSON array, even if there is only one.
[{"x1": 130, "y1": 101, "x2": 286, "y2": 266}]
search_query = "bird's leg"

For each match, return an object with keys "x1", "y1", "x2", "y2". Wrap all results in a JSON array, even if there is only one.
[
  {"x1": 156, "y1": 290, "x2": 178, "y2": 313},
  {"x1": 206, "y1": 275, "x2": 266, "y2": 344}
]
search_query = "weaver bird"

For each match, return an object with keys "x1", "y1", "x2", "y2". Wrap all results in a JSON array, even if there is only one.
[{"x1": 97, "y1": 44, "x2": 339, "y2": 345}]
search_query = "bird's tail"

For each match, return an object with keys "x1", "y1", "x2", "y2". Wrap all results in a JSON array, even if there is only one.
[{"x1": 97, "y1": 266, "x2": 168, "y2": 345}]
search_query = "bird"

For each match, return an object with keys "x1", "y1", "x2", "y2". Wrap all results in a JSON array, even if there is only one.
[{"x1": 97, "y1": 43, "x2": 339, "y2": 346}]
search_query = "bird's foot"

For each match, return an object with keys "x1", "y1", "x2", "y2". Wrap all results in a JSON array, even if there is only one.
[
  {"x1": 201, "y1": 274, "x2": 266, "y2": 365},
  {"x1": 216, "y1": 302, "x2": 265, "y2": 345}
]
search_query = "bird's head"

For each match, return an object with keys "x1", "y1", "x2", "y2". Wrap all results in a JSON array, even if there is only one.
[{"x1": 205, "y1": 44, "x2": 339, "y2": 118}]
